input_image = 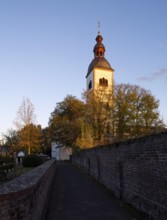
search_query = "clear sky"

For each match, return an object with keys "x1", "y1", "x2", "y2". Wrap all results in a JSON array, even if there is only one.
[{"x1": 0, "y1": 0, "x2": 167, "y2": 137}]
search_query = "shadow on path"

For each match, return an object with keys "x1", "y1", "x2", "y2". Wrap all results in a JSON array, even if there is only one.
[{"x1": 45, "y1": 161, "x2": 145, "y2": 220}]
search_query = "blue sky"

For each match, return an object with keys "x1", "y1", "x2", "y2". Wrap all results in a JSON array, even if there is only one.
[{"x1": 0, "y1": 0, "x2": 167, "y2": 137}]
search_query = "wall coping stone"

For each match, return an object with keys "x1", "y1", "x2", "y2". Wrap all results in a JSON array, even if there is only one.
[
  {"x1": 0, "y1": 159, "x2": 55, "y2": 195},
  {"x1": 79, "y1": 131, "x2": 167, "y2": 152}
]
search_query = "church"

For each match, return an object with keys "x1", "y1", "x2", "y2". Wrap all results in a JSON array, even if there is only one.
[
  {"x1": 51, "y1": 26, "x2": 114, "y2": 160},
  {"x1": 86, "y1": 26, "x2": 114, "y2": 95}
]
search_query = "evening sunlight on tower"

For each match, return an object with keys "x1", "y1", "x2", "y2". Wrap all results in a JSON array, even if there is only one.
[{"x1": 86, "y1": 20, "x2": 114, "y2": 97}]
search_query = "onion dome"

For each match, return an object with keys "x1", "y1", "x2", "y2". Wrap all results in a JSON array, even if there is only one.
[{"x1": 86, "y1": 32, "x2": 114, "y2": 77}]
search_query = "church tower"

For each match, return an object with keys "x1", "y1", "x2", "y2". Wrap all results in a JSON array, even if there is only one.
[{"x1": 86, "y1": 25, "x2": 114, "y2": 94}]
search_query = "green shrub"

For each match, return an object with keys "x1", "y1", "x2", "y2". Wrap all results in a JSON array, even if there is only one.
[
  {"x1": 22, "y1": 155, "x2": 44, "y2": 167},
  {"x1": 0, "y1": 163, "x2": 14, "y2": 172},
  {"x1": 0, "y1": 170, "x2": 7, "y2": 181},
  {"x1": 0, "y1": 156, "x2": 13, "y2": 164},
  {"x1": 0, "y1": 158, "x2": 3, "y2": 165},
  {"x1": 0, "y1": 163, "x2": 14, "y2": 181}
]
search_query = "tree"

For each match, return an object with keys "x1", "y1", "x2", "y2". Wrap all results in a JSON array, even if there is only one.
[
  {"x1": 41, "y1": 127, "x2": 52, "y2": 156},
  {"x1": 18, "y1": 124, "x2": 42, "y2": 154},
  {"x1": 14, "y1": 97, "x2": 36, "y2": 130},
  {"x1": 84, "y1": 84, "x2": 164, "y2": 143},
  {"x1": 14, "y1": 97, "x2": 41, "y2": 154},
  {"x1": 2, "y1": 129, "x2": 19, "y2": 153},
  {"x1": 75, "y1": 122, "x2": 94, "y2": 149},
  {"x1": 48, "y1": 84, "x2": 165, "y2": 150},
  {"x1": 83, "y1": 88, "x2": 113, "y2": 145},
  {"x1": 113, "y1": 84, "x2": 165, "y2": 140},
  {"x1": 49, "y1": 95, "x2": 85, "y2": 148}
]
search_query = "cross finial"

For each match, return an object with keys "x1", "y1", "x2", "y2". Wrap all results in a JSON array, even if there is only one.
[{"x1": 98, "y1": 17, "x2": 100, "y2": 35}]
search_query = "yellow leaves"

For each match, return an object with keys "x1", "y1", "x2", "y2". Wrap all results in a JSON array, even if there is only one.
[
  {"x1": 49, "y1": 84, "x2": 165, "y2": 149},
  {"x1": 113, "y1": 84, "x2": 164, "y2": 139},
  {"x1": 18, "y1": 124, "x2": 42, "y2": 154}
]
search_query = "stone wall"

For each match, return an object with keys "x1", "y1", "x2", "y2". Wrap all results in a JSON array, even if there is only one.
[
  {"x1": 0, "y1": 159, "x2": 56, "y2": 220},
  {"x1": 72, "y1": 132, "x2": 167, "y2": 220}
]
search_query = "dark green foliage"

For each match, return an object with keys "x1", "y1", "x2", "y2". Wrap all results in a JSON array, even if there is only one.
[
  {"x1": 0, "y1": 156, "x2": 14, "y2": 181},
  {"x1": 22, "y1": 155, "x2": 43, "y2": 167},
  {"x1": 2, "y1": 129, "x2": 19, "y2": 153},
  {"x1": 1, "y1": 156, "x2": 13, "y2": 164},
  {"x1": 0, "y1": 170, "x2": 7, "y2": 181},
  {"x1": 0, "y1": 163, "x2": 14, "y2": 181},
  {"x1": 0, "y1": 163, "x2": 14, "y2": 171},
  {"x1": 0, "y1": 157, "x2": 3, "y2": 165},
  {"x1": 49, "y1": 95, "x2": 86, "y2": 148},
  {"x1": 41, "y1": 127, "x2": 51, "y2": 155}
]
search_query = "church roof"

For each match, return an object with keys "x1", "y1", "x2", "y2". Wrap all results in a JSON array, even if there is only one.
[
  {"x1": 93, "y1": 42, "x2": 105, "y2": 52},
  {"x1": 86, "y1": 57, "x2": 114, "y2": 78},
  {"x1": 86, "y1": 29, "x2": 114, "y2": 78}
]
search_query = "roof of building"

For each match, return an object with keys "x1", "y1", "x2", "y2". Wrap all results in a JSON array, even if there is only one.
[
  {"x1": 86, "y1": 57, "x2": 114, "y2": 78},
  {"x1": 93, "y1": 42, "x2": 105, "y2": 52}
]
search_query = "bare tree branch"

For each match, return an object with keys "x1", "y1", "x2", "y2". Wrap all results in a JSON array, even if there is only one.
[{"x1": 14, "y1": 97, "x2": 37, "y2": 130}]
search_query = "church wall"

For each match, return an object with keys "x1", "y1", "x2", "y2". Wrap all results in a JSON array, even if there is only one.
[
  {"x1": 94, "y1": 68, "x2": 113, "y2": 91},
  {"x1": 72, "y1": 132, "x2": 167, "y2": 219},
  {"x1": 59, "y1": 147, "x2": 72, "y2": 161},
  {"x1": 51, "y1": 143, "x2": 71, "y2": 160},
  {"x1": 51, "y1": 142, "x2": 60, "y2": 160},
  {"x1": 86, "y1": 71, "x2": 94, "y2": 90}
]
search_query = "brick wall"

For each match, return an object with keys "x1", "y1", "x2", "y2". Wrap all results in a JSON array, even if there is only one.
[
  {"x1": 72, "y1": 132, "x2": 167, "y2": 220},
  {"x1": 0, "y1": 159, "x2": 56, "y2": 220}
]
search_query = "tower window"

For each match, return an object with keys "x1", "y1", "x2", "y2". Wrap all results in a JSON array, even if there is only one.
[
  {"x1": 99, "y1": 77, "x2": 108, "y2": 87},
  {"x1": 100, "y1": 51, "x2": 103, "y2": 56},
  {"x1": 88, "y1": 81, "x2": 92, "y2": 89}
]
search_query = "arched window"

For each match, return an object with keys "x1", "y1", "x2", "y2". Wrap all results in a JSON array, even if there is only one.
[
  {"x1": 99, "y1": 77, "x2": 108, "y2": 87},
  {"x1": 105, "y1": 80, "x2": 108, "y2": 86},
  {"x1": 88, "y1": 81, "x2": 92, "y2": 89}
]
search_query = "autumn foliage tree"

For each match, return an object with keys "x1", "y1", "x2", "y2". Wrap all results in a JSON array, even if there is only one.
[
  {"x1": 48, "y1": 84, "x2": 165, "y2": 150},
  {"x1": 41, "y1": 127, "x2": 52, "y2": 155},
  {"x1": 49, "y1": 95, "x2": 85, "y2": 148},
  {"x1": 2, "y1": 129, "x2": 19, "y2": 153},
  {"x1": 83, "y1": 88, "x2": 113, "y2": 145},
  {"x1": 18, "y1": 124, "x2": 42, "y2": 154},
  {"x1": 113, "y1": 84, "x2": 164, "y2": 140},
  {"x1": 14, "y1": 97, "x2": 42, "y2": 154}
]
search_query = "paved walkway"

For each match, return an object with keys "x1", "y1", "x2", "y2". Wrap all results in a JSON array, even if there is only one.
[{"x1": 45, "y1": 161, "x2": 145, "y2": 220}]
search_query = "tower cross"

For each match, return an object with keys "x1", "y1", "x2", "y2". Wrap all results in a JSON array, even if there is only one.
[{"x1": 98, "y1": 17, "x2": 100, "y2": 35}]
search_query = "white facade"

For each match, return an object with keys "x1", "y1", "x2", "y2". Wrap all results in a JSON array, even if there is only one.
[
  {"x1": 51, "y1": 142, "x2": 72, "y2": 160},
  {"x1": 86, "y1": 70, "x2": 94, "y2": 90},
  {"x1": 86, "y1": 68, "x2": 114, "y2": 93},
  {"x1": 94, "y1": 68, "x2": 113, "y2": 90},
  {"x1": 86, "y1": 31, "x2": 114, "y2": 95}
]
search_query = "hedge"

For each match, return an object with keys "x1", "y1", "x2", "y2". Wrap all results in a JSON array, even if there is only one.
[
  {"x1": 0, "y1": 163, "x2": 14, "y2": 172},
  {"x1": 22, "y1": 155, "x2": 44, "y2": 167},
  {"x1": 0, "y1": 163, "x2": 14, "y2": 181}
]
